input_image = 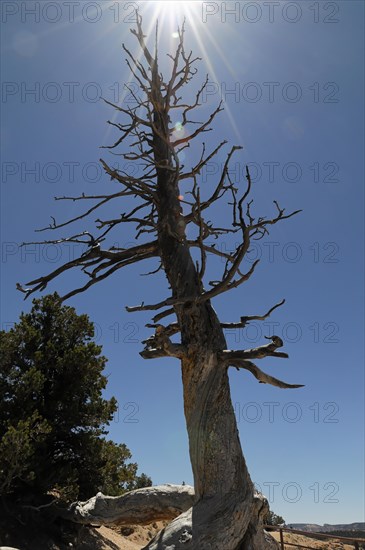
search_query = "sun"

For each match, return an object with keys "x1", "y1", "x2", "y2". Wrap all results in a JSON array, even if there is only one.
[
  {"x1": 153, "y1": 0, "x2": 194, "y2": 7},
  {"x1": 144, "y1": 1, "x2": 201, "y2": 40}
]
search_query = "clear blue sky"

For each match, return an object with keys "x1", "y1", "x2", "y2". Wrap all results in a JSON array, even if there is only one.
[{"x1": 1, "y1": 0, "x2": 364, "y2": 526}]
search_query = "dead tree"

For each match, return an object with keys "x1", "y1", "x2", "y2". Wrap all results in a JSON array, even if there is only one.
[{"x1": 18, "y1": 15, "x2": 303, "y2": 550}]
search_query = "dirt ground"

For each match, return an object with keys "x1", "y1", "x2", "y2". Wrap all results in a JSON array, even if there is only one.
[
  {"x1": 270, "y1": 529, "x2": 356, "y2": 549},
  {"x1": 84, "y1": 525, "x2": 360, "y2": 550},
  {"x1": 1, "y1": 521, "x2": 361, "y2": 549},
  {"x1": 82, "y1": 522, "x2": 169, "y2": 550},
  {"x1": 0, "y1": 519, "x2": 168, "y2": 550}
]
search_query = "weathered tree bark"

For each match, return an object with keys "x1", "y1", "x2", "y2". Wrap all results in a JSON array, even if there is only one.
[
  {"x1": 141, "y1": 307, "x2": 277, "y2": 548},
  {"x1": 19, "y1": 13, "x2": 303, "y2": 550},
  {"x1": 149, "y1": 355, "x2": 270, "y2": 549},
  {"x1": 60, "y1": 484, "x2": 278, "y2": 550},
  {"x1": 143, "y1": 500, "x2": 279, "y2": 550},
  {"x1": 62, "y1": 484, "x2": 194, "y2": 525}
]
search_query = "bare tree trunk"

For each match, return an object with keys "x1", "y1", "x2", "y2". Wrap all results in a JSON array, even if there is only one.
[
  {"x1": 151, "y1": 116, "x2": 276, "y2": 544},
  {"x1": 181, "y1": 351, "x2": 256, "y2": 546},
  {"x1": 142, "y1": 344, "x2": 278, "y2": 549}
]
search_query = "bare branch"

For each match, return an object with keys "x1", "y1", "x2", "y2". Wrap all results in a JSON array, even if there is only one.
[
  {"x1": 21, "y1": 231, "x2": 103, "y2": 248},
  {"x1": 130, "y1": 11, "x2": 156, "y2": 71},
  {"x1": 126, "y1": 297, "x2": 178, "y2": 314},
  {"x1": 101, "y1": 97, "x2": 152, "y2": 128},
  {"x1": 171, "y1": 100, "x2": 224, "y2": 147},
  {"x1": 184, "y1": 160, "x2": 301, "y2": 302},
  {"x1": 165, "y1": 23, "x2": 185, "y2": 106},
  {"x1": 100, "y1": 158, "x2": 156, "y2": 201},
  {"x1": 35, "y1": 191, "x2": 129, "y2": 233},
  {"x1": 226, "y1": 359, "x2": 304, "y2": 389},
  {"x1": 140, "y1": 323, "x2": 185, "y2": 359},
  {"x1": 153, "y1": 308, "x2": 176, "y2": 323},
  {"x1": 193, "y1": 145, "x2": 243, "y2": 215},
  {"x1": 20, "y1": 241, "x2": 158, "y2": 300},
  {"x1": 187, "y1": 242, "x2": 233, "y2": 261},
  {"x1": 221, "y1": 299, "x2": 286, "y2": 329},
  {"x1": 202, "y1": 259, "x2": 260, "y2": 302},
  {"x1": 250, "y1": 205, "x2": 302, "y2": 232},
  {"x1": 146, "y1": 322, "x2": 180, "y2": 337},
  {"x1": 181, "y1": 74, "x2": 209, "y2": 125},
  {"x1": 179, "y1": 140, "x2": 227, "y2": 181},
  {"x1": 219, "y1": 335, "x2": 289, "y2": 362},
  {"x1": 100, "y1": 117, "x2": 138, "y2": 149}
]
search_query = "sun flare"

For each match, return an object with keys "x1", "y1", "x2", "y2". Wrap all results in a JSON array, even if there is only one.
[
  {"x1": 102, "y1": 0, "x2": 243, "y2": 145},
  {"x1": 149, "y1": 0, "x2": 199, "y2": 33}
]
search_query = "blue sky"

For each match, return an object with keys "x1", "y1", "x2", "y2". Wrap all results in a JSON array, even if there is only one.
[{"x1": 1, "y1": 0, "x2": 364, "y2": 525}]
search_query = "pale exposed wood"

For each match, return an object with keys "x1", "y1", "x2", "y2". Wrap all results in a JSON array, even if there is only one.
[{"x1": 63, "y1": 485, "x2": 194, "y2": 526}]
